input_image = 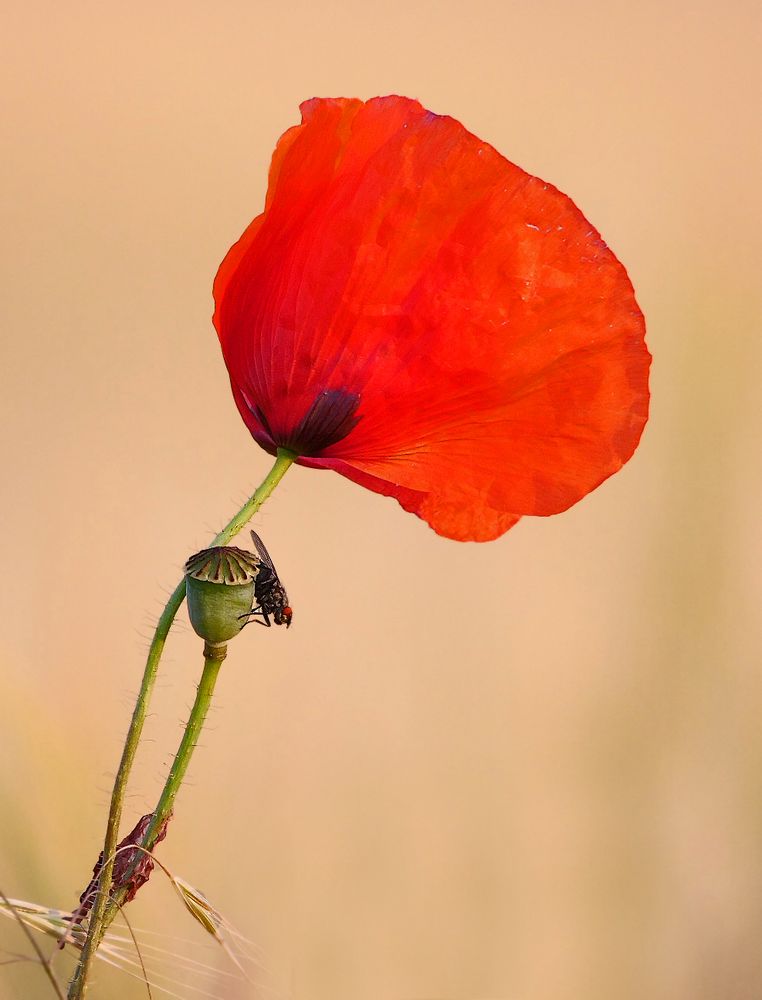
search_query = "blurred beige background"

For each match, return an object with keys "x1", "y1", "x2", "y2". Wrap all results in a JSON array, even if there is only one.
[{"x1": 1, "y1": 1, "x2": 760, "y2": 998}]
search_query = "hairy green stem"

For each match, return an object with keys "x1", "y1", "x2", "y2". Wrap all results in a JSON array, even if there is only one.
[
  {"x1": 89, "y1": 647, "x2": 224, "y2": 978},
  {"x1": 151, "y1": 647, "x2": 224, "y2": 845},
  {"x1": 67, "y1": 449, "x2": 295, "y2": 999}
]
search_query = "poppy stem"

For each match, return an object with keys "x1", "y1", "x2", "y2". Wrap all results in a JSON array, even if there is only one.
[
  {"x1": 147, "y1": 640, "x2": 225, "y2": 837},
  {"x1": 67, "y1": 448, "x2": 296, "y2": 999}
]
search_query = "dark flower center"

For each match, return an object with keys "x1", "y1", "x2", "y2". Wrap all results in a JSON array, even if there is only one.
[{"x1": 258, "y1": 388, "x2": 361, "y2": 456}]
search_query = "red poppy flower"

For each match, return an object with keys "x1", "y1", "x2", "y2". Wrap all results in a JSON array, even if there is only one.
[{"x1": 213, "y1": 96, "x2": 650, "y2": 541}]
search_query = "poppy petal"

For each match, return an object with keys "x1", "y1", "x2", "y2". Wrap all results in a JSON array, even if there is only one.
[
  {"x1": 214, "y1": 96, "x2": 650, "y2": 541},
  {"x1": 304, "y1": 457, "x2": 522, "y2": 541}
]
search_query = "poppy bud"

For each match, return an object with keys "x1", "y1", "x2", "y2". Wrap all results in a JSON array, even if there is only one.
[{"x1": 184, "y1": 546, "x2": 260, "y2": 644}]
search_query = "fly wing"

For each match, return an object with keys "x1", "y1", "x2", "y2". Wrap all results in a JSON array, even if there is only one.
[
  {"x1": 250, "y1": 530, "x2": 277, "y2": 573},
  {"x1": 250, "y1": 530, "x2": 290, "y2": 609}
]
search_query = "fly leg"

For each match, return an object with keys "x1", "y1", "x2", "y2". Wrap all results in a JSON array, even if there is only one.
[{"x1": 238, "y1": 606, "x2": 272, "y2": 628}]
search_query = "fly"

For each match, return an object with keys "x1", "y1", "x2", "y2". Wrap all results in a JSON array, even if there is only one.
[{"x1": 241, "y1": 530, "x2": 293, "y2": 628}]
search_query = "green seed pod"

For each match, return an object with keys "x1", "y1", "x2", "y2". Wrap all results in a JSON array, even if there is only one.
[{"x1": 184, "y1": 546, "x2": 260, "y2": 644}]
